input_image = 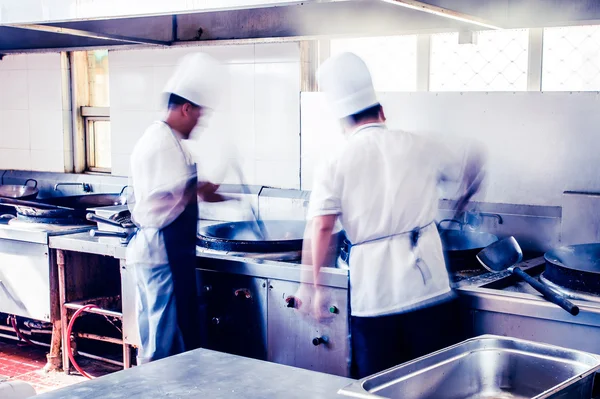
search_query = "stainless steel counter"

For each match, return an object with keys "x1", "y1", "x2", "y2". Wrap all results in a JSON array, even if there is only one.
[
  {"x1": 456, "y1": 257, "x2": 600, "y2": 355},
  {"x1": 0, "y1": 223, "x2": 91, "y2": 244},
  {"x1": 49, "y1": 231, "x2": 127, "y2": 258},
  {"x1": 35, "y1": 348, "x2": 354, "y2": 399},
  {"x1": 48, "y1": 233, "x2": 349, "y2": 288}
]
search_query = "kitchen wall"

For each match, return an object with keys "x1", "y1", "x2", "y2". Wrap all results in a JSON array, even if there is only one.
[
  {"x1": 108, "y1": 43, "x2": 301, "y2": 189},
  {"x1": 301, "y1": 91, "x2": 600, "y2": 207},
  {"x1": 0, "y1": 53, "x2": 70, "y2": 172}
]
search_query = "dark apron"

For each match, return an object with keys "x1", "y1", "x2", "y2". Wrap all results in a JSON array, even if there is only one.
[
  {"x1": 345, "y1": 221, "x2": 434, "y2": 377},
  {"x1": 162, "y1": 174, "x2": 201, "y2": 352}
]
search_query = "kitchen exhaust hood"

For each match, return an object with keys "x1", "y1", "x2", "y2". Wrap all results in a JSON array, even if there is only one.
[{"x1": 0, "y1": 0, "x2": 599, "y2": 52}]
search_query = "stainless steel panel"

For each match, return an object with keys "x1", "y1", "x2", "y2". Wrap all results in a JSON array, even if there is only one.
[
  {"x1": 32, "y1": 348, "x2": 353, "y2": 399},
  {"x1": 120, "y1": 259, "x2": 140, "y2": 347},
  {"x1": 0, "y1": 0, "x2": 306, "y2": 24},
  {"x1": 471, "y1": 310, "x2": 600, "y2": 355},
  {"x1": 197, "y1": 254, "x2": 349, "y2": 288},
  {"x1": 49, "y1": 232, "x2": 124, "y2": 257},
  {"x1": 561, "y1": 191, "x2": 600, "y2": 245},
  {"x1": 339, "y1": 335, "x2": 600, "y2": 399},
  {"x1": 267, "y1": 279, "x2": 349, "y2": 377},
  {"x1": 197, "y1": 269, "x2": 268, "y2": 360},
  {"x1": 0, "y1": 239, "x2": 50, "y2": 320}
]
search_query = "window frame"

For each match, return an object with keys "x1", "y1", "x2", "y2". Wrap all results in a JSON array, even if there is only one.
[{"x1": 82, "y1": 106, "x2": 111, "y2": 173}]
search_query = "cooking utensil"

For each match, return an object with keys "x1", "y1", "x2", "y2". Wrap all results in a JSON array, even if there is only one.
[
  {"x1": 87, "y1": 211, "x2": 136, "y2": 244},
  {"x1": 544, "y1": 243, "x2": 600, "y2": 295},
  {"x1": 197, "y1": 220, "x2": 342, "y2": 254},
  {"x1": 437, "y1": 225, "x2": 498, "y2": 272},
  {"x1": 230, "y1": 161, "x2": 268, "y2": 240},
  {"x1": 0, "y1": 179, "x2": 38, "y2": 200},
  {"x1": 477, "y1": 237, "x2": 580, "y2": 316},
  {"x1": 0, "y1": 194, "x2": 125, "y2": 224},
  {"x1": 86, "y1": 212, "x2": 134, "y2": 229},
  {"x1": 0, "y1": 197, "x2": 76, "y2": 211}
]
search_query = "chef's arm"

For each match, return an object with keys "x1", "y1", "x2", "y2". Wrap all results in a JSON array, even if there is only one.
[
  {"x1": 197, "y1": 182, "x2": 238, "y2": 203},
  {"x1": 455, "y1": 145, "x2": 486, "y2": 215},
  {"x1": 308, "y1": 214, "x2": 337, "y2": 286}
]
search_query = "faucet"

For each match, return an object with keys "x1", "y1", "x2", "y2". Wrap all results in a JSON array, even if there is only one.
[
  {"x1": 54, "y1": 182, "x2": 92, "y2": 193},
  {"x1": 437, "y1": 219, "x2": 467, "y2": 230},
  {"x1": 478, "y1": 213, "x2": 503, "y2": 225}
]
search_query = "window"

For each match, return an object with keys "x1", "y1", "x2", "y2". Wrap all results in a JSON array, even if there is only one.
[
  {"x1": 542, "y1": 25, "x2": 600, "y2": 91},
  {"x1": 330, "y1": 35, "x2": 417, "y2": 91},
  {"x1": 430, "y1": 29, "x2": 529, "y2": 91},
  {"x1": 73, "y1": 49, "x2": 111, "y2": 173},
  {"x1": 83, "y1": 110, "x2": 111, "y2": 171}
]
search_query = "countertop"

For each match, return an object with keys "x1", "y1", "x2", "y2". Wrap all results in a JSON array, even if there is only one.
[
  {"x1": 35, "y1": 348, "x2": 354, "y2": 399},
  {"x1": 48, "y1": 232, "x2": 350, "y2": 288}
]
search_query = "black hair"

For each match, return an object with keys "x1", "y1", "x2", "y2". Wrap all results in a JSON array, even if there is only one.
[
  {"x1": 346, "y1": 104, "x2": 382, "y2": 125},
  {"x1": 168, "y1": 93, "x2": 199, "y2": 109}
]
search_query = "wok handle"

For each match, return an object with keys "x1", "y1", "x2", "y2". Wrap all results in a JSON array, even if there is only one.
[
  {"x1": 90, "y1": 230, "x2": 129, "y2": 239},
  {"x1": 86, "y1": 213, "x2": 123, "y2": 228},
  {"x1": 512, "y1": 267, "x2": 580, "y2": 316}
]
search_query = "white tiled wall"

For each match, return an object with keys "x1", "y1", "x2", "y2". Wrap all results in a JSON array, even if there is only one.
[
  {"x1": 0, "y1": 53, "x2": 68, "y2": 172},
  {"x1": 301, "y1": 91, "x2": 600, "y2": 207},
  {"x1": 108, "y1": 43, "x2": 301, "y2": 189}
]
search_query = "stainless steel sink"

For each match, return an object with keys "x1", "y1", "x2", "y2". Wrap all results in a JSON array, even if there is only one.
[{"x1": 338, "y1": 335, "x2": 600, "y2": 399}]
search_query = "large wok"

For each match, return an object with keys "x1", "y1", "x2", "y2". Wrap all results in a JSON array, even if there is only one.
[
  {"x1": 0, "y1": 179, "x2": 38, "y2": 200},
  {"x1": 0, "y1": 194, "x2": 126, "y2": 224},
  {"x1": 198, "y1": 220, "x2": 343, "y2": 254},
  {"x1": 439, "y1": 228, "x2": 498, "y2": 272},
  {"x1": 543, "y1": 243, "x2": 600, "y2": 295}
]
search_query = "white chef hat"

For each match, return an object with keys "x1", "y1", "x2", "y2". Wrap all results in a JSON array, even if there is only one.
[
  {"x1": 317, "y1": 52, "x2": 379, "y2": 119},
  {"x1": 162, "y1": 52, "x2": 224, "y2": 110}
]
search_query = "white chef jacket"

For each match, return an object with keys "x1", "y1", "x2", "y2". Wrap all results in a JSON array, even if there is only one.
[
  {"x1": 307, "y1": 123, "x2": 473, "y2": 317},
  {"x1": 126, "y1": 121, "x2": 197, "y2": 266}
]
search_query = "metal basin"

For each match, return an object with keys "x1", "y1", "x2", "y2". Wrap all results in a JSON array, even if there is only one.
[{"x1": 338, "y1": 335, "x2": 600, "y2": 399}]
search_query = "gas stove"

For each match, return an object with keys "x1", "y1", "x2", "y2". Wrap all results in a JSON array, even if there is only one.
[{"x1": 478, "y1": 260, "x2": 600, "y2": 305}]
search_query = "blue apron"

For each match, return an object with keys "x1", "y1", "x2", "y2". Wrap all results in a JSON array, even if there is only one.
[
  {"x1": 135, "y1": 124, "x2": 200, "y2": 364},
  {"x1": 162, "y1": 175, "x2": 201, "y2": 352}
]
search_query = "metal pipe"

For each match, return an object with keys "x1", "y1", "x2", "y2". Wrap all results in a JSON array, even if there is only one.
[
  {"x1": 76, "y1": 351, "x2": 124, "y2": 367},
  {"x1": 30, "y1": 329, "x2": 53, "y2": 335},
  {"x1": 57, "y1": 249, "x2": 70, "y2": 375},
  {"x1": 0, "y1": 330, "x2": 50, "y2": 348},
  {"x1": 76, "y1": 332, "x2": 123, "y2": 346},
  {"x1": 64, "y1": 303, "x2": 123, "y2": 319},
  {"x1": 44, "y1": 320, "x2": 62, "y2": 373}
]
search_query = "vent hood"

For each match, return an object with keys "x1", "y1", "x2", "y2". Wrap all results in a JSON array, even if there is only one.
[{"x1": 0, "y1": 0, "x2": 599, "y2": 53}]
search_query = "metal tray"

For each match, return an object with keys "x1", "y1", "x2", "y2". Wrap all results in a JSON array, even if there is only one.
[{"x1": 338, "y1": 335, "x2": 600, "y2": 399}]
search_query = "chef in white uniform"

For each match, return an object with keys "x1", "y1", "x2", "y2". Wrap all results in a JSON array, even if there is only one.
[
  {"x1": 127, "y1": 53, "x2": 228, "y2": 364},
  {"x1": 302, "y1": 52, "x2": 486, "y2": 378}
]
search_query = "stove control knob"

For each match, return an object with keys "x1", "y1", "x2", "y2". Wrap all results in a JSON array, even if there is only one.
[
  {"x1": 286, "y1": 297, "x2": 296, "y2": 308},
  {"x1": 312, "y1": 336, "x2": 329, "y2": 346}
]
